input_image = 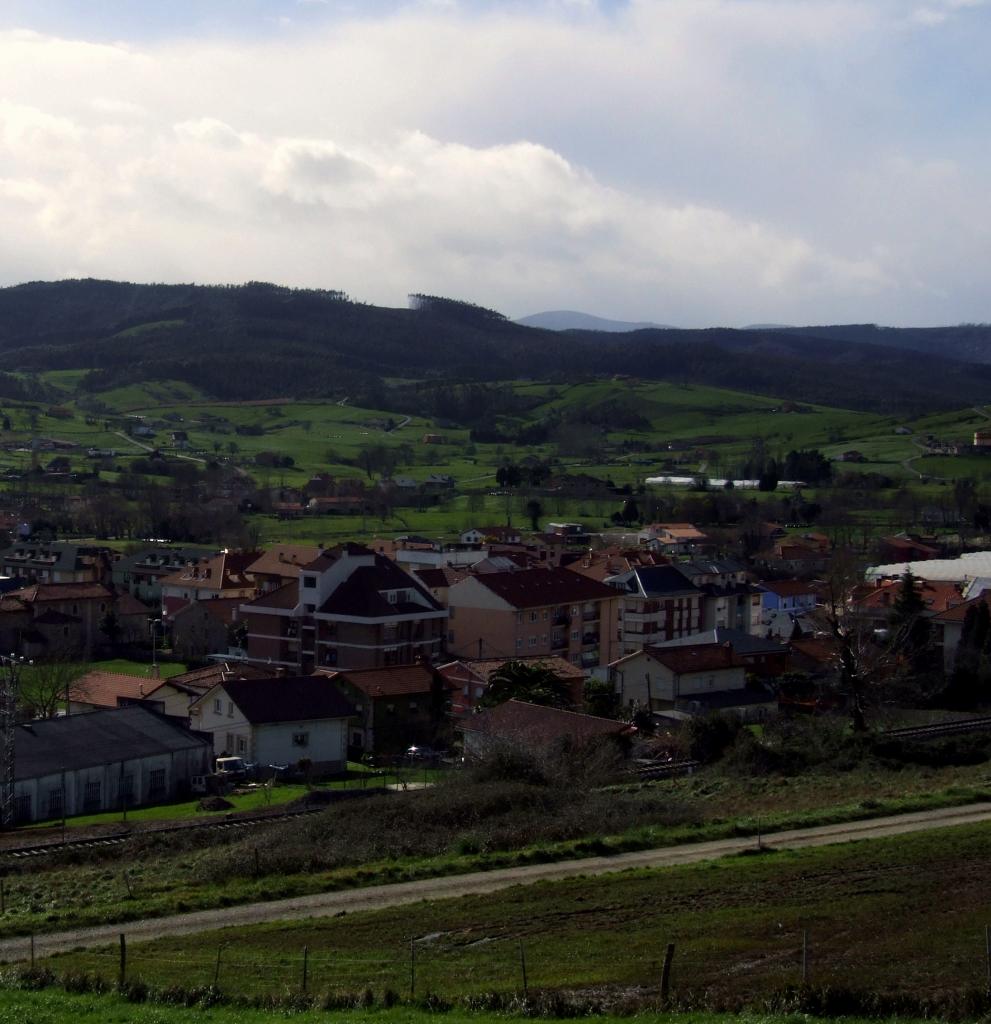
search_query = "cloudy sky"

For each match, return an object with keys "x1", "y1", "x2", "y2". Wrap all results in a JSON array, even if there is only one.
[{"x1": 0, "y1": 0, "x2": 988, "y2": 326}]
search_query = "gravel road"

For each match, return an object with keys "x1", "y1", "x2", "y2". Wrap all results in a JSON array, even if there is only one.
[{"x1": 3, "y1": 801, "x2": 990, "y2": 962}]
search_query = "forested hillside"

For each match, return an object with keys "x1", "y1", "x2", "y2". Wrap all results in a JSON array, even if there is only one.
[{"x1": 1, "y1": 279, "x2": 989, "y2": 415}]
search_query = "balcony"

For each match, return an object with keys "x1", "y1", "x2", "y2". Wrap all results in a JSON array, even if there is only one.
[
  {"x1": 582, "y1": 609, "x2": 599, "y2": 622},
  {"x1": 582, "y1": 632, "x2": 600, "y2": 646},
  {"x1": 552, "y1": 611, "x2": 570, "y2": 626},
  {"x1": 580, "y1": 651, "x2": 600, "y2": 668},
  {"x1": 551, "y1": 633, "x2": 567, "y2": 650}
]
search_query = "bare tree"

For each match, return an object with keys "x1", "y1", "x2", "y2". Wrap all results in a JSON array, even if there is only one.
[{"x1": 19, "y1": 657, "x2": 86, "y2": 719}]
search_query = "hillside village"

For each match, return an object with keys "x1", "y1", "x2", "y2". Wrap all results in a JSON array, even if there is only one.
[{"x1": 1, "y1": 508, "x2": 988, "y2": 825}]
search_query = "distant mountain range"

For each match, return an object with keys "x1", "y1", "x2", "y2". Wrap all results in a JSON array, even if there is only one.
[
  {"x1": 516, "y1": 310, "x2": 675, "y2": 332},
  {"x1": 0, "y1": 279, "x2": 990, "y2": 416}
]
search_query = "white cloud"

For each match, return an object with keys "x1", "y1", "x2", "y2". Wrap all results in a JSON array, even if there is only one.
[{"x1": 0, "y1": 3, "x2": 989, "y2": 325}]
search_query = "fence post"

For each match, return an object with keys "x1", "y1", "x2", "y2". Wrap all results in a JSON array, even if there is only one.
[
  {"x1": 302, "y1": 945, "x2": 309, "y2": 994},
  {"x1": 1, "y1": 876, "x2": 6, "y2": 915},
  {"x1": 802, "y1": 929, "x2": 808, "y2": 984},
  {"x1": 519, "y1": 939, "x2": 528, "y2": 998},
  {"x1": 409, "y1": 938, "x2": 416, "y2": 999},
  {"x1": 213, "y1": 945, "x2": 223, "y2": 988},
  {"x1": 985, "y1": 925, "x2": 990, "y2": 993},
  {"x1": 660, "y1": 942, "x2": 675, "y2": 1003},
  {"x1": 119, "y1": 933, "x2": 127, "y2": 988}
]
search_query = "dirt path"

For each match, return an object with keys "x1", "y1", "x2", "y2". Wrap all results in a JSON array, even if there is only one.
[{"x1": 5, "y1": 801, "x2": 991, "y2": 962}]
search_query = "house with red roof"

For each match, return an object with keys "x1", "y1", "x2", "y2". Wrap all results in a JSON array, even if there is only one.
[
  {"x1": 67, "y1": 670, "x2": 163, "y2": 715},
  {"x1": 319, "y1": 662, "x2": 455, "y2": 755},
  {"x1": 459, "y1": 699, "x2": 634, "y2": 759},
  {"x1": 159, "y1": 551, "x2": 259, "y2": 620},
  {"x1": 437, "y1": 655, "x2": 587, "y2": 716},
  {"x1": 446, "y1": 568, "x2": 620, "y2": 673},
  {"x1": 610, "y1": 642, "x2": 775, "y2": 722}
]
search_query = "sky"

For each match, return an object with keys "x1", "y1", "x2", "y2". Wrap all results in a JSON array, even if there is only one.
[{"x1": 0, "y1": 0, "x2": 989, "y2": 327}]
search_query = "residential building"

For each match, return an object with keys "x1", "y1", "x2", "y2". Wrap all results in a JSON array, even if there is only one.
[
  {"x1": 144, "y1": 662, "x2": 269, "y2": 719},
  {"x1": 190, "y1": 676, "x2": 355, "y2": 772},
  {"x1": 759, "y1": 579, "x2": 818, "y2": 615},
  {"x1": 437, "y1": 655, "x2": 587, "y2": 716},
  {"x1": 170, "y1": 598, "x2": 242, "y2": 662},
  {"x1": 244, "y1": 545, "x2": 323, "y2": 593},
  {"x1": 67, "y1": 670, "x2": 164, "y2": 715},
  {"x1": 446, "y1": 568, "x2": 619, "y2": 673},
  {"x1": 459, "y1": 699, "x2": 633, "y2": 759},
  {"x1": 241, "y1": 543, "x2": 447, "y2": 673},
  {"x1": 12, "y1": 706, "x2": 211, "y2": 823},
  {"x1": 638, "y1": 522, "x2": 709, "y2": 555},
  {"x1": 605, "y1": 565, "x2": 704, "y2": 657},
  {"x1": 848, "y1": 578, "x2": 964, "y2": 632},
  {"x1": 674, "y1": 560, "x2": 764, "y2": 635},
  {"x1": 160, "y1": 551, "x2": 259, "y2": 620},
  {"x1": 321, "y1": 662, "x2": 453, "y2": 755},
  {"x1": 113, "y1": 547, "x2": 211, "y2": 604},
  {"x1": 0, "y1": 542, "x2": 112, "y2": 586},
  {"x1": 610, "y1": 644, "x2": 774, "y2": 721},
  {"x1": 652, "y1": 627, "x2": 791, "y2": 677},
  {"x1": 2, "y1": 582, "x2": 119, "y2": 658}
]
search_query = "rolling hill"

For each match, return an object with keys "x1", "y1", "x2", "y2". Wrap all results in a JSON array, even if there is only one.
[{"x1": 0, "y1": 279, "x2": 988, "y2": 416}]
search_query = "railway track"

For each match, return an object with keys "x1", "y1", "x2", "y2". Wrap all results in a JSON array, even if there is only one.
[
  {"x1": 0, "y1": 804, "x2": 324, "y2": 860},
  {"x1": 880, "y1": 716, "x2": 991, "y2": 742}
]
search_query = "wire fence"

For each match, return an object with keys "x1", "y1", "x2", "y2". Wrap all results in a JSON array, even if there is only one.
[{"x1": 26, "y1": 926, "x2": 991, "y2": 1004}]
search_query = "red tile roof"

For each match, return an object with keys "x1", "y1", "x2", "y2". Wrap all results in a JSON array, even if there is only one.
[
  {"x1": 246, "y1": 545, "x2": 323, "y2": 578},
  {"x1": 646, "y1": 643, "x2": 745, "y2": 675},
  {"x1": 933, "y1": 593, "x2": 991, "y2": 623},
  {"x1": 323, "y1": 664, "x2": 449, "y2": 698},
  {"x1": 69, "y1": 671, "x2": 157, "y2": 708},
  {"x1": 760, "y1": 579, "x2": 816, "y2": 597},
  {"x1": 463, "y1": 568, "x2": 617, "y2": 610},
  {"x1": 459, "y1": 699, "x2": 633, "y2": 743},
  {"x1": 9, "y1": 582, "x2": 112, "y2": 602}
]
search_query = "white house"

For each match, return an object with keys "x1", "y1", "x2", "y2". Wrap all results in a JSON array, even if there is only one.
[
  {"x1": 190, "y1": 676, "x2": 355, "y2": 772},
  {"x1": 609, "y1": 643, "x2": 775, "y2": 722}
]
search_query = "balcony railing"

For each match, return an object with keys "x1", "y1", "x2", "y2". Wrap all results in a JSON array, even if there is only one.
[
  {"x1": 582, "y1": 610, "x2": 599, "y2": 622},
  {"x1": 582, "y1": 632, "x2": 600, "y2": 645}
]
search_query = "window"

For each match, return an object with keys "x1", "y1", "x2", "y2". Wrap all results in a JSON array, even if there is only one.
[
  {"x1": 120, "y1": 774, "x2": 134, "y2": 804},
  {"x1": 302, "y1": 575, "x2": 316, "y2": 589},
  {"x1": 409, "y1": 701, "x2": 418, "y2": 710},
  {"x1": 304, "y1": 603, "x2": 315, "y2": 613},
  {"x1": 15, "y1": 794, "x2": 31, "y2": 823},
  {"x1": 84, "y1": 780, "x2": 101, "y2": 811},
  {"x1": 225, "y1": 732, "x2": 236, "y2": 751},
  {"x1": 227, "y1": 701, "x2": 234, "y2": 717},
  {"x1": 352, "y1": 731, "x2": 363, "y2": 745},
  {"x1": 47, "y1": 787, "x2": 63, "y2": 819},
  {"x1": 388, "y1": 591, "x2": 398, "y2": 604},
  {"x1": 516, "y1": 612, "x2": 524, "y2": 625},
  {"x1": 148, "y1": 768, "x2": 166, "y2": 800},
  {"x1": 541, "y1": 635, "x2": 548, "y2": 645},
  {"x1": 529, "y1": 611, "x2": 538, "y2": 622},
  {"x1": 528, "y1": 636, "x2": 537, "y2": 647},
  {"x1": 214, "y1": 698, "x2": 222, "y2": 714},
  {"x1": 571, "y1": 630, "x2": 579, "y2": 641},
  {"x1": 447, "y1": 631, "x2": 455, "y2": 644},
  {"x1": 237, "y1": 737, "x2": 248, "y2": 753},
  {"x1": 515, "y1": 638, "x2": 523, "y2": 650},
  {"x1": 542, "y1": 609, "x2": 549, "y2": 620}
]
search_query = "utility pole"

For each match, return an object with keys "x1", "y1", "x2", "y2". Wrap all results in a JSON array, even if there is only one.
[{"x1": 0, "y1": 655, "x2": 23, "y2": 829}]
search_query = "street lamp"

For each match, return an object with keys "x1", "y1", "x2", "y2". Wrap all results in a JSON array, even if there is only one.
[{"x1": 150, "y1": 619, "x2": 162, "y2": 677}]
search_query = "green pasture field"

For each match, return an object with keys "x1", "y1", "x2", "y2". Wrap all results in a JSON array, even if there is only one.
[{"x1": 42, "y1": 819, "x2": 991, "y2": 1002}]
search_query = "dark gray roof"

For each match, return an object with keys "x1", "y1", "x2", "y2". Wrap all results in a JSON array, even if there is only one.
[
  {"x1": 222, "y1": 677, "x2": 356, "y2": 725},
  {"x1": 653, "y1": 626, "x2": 786, "y2": 656},
  {"x1": 608, "y1": 566, "x2": 702, "y2": 599},
  {"x1": 14, "y1": 705, "x2": 209, "y2": 780}
]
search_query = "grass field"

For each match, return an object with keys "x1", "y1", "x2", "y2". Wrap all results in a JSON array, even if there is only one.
[
  {"x1": 3, "y1": 758, "x2": 991, "y2": 941},
  {"x1": 0, "y1": 989, "x2": 934, "y2": 1024},
  {"x1": 39, "y1": 819, "x2": 991, "y2": 1004}
]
